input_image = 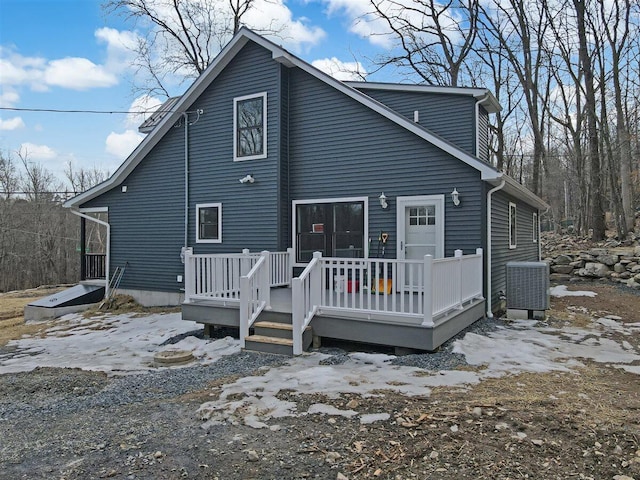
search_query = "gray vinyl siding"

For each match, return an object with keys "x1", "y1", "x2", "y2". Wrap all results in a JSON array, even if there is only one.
[
  {"x1": 288, "y1": 68, "x2": 484, "y2": 259},
  {"x1": 477, "y1": 106, "x2": 489, "y2": 161},
  {"x1": 353, "y1": 88, "x2": 477, "y2": 157},
  {"x1": 490, "y1": 190, "x2": 540, "y2": 308},
  {"x1": 81, "y1": 41, "x2": 282, "y2": 292}
]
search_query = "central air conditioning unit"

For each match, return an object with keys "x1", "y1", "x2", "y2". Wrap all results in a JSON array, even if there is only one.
[{"x1": 506, "y1": 261, "x2": 549, "y2": 313}]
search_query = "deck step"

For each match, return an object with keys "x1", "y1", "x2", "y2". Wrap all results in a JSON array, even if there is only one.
[
  {"x1": 244, "y1": 334, "x2": 294, "y2": 355},
  {"x1": 253, "y1": 321, "x2": 293, "y2": 331}
]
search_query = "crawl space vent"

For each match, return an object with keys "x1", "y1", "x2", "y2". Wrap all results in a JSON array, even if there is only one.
[{"x1": 506, "y1": 261, "x2": 549, "y2": 311}]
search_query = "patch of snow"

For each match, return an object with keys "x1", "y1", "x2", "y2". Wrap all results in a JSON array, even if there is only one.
[
  {"x1": 550, "y1": 285, "x2": 597, "y2": 298},
  {"x1": 307, "y1": 404, "x2": 358, "y2": 417},
  {"x1": 0, "y1": 312, "x2": 239, "y2": 375},
  {"x1": 360, "y1": 413, "x2": 390, "y2": 424}
]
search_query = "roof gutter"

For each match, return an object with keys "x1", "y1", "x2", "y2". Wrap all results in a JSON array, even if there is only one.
[
  {"x1": 69, "y1": 209, "x2": 111, "y2": 299},
  {"x1": 486, "y1": 179, "x2": 506, "y2": 318}
]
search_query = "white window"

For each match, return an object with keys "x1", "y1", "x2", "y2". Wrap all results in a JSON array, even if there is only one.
[
  {"x1": 532, "y1": 212, "x2": 538, "y2": 243},
  {"x1": 196, "y1": 203, "x2": 222, "y2": 243},
  {"x1": 233, "y1": 92, "x2": 267, "y2": 161},
  {"x1": 509, "y1": 202, "x2": 517, "y2": 249}
]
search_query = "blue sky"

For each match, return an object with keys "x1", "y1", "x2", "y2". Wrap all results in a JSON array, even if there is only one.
[{"x1": 0, "y1": 0, "x2": 395, "y2": 188}]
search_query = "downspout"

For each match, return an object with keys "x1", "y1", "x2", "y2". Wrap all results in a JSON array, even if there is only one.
[
  {"x1": 486, "y1": 179, "x2": 505, "y2": 318},
  {"x1": 70, "y1": 209, "x2": 111, "y2": 299},
  {"x1": 475, "y1": 93, "x2": 490, "y2": 159},
  {"x1": 183, "y1": 112, "x2": 189, "y2": 255}
]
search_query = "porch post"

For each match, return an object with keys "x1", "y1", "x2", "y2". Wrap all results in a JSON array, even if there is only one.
[
  {"x1": 292, "y1": 277, "x2": 303, "y2": 355},
  {"x1": 261, "y1": 251, "x2": 271, "y2": 310},
  {"x1": 310, "y1": 252, "x2": 322, "y2": 308},
  {"x1": 80, "y1": 216, "x2": 86, "y2": 280},
  {"x1": 287, "y1": 247, "x2": 294, "y2": 285},
  {"x1": 184, "y1": 248, "x2": 194, "y2": 302},
  {"x1": 455, "y1": 249, "x2": 463, "y2": 309},
  {"x1": 239, "y1": 275, "x2": 249, "y2": 348},
  {"x1": 422, "y1": 254, "x2": 434, "y2": 326}
]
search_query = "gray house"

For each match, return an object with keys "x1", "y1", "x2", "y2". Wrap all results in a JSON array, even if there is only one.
[{"x1": 65, "y1": 28, "x2": 547, "y2": 354}]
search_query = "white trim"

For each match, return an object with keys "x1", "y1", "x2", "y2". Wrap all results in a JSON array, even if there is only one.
[
  {"x1": 79, "y1": 207, "x2": 108, "y2": 213},
  {"x1": 509, "y1": 202, "x2": 517, "y2": 249},
  {"x1": 292, "y1": 196, "x2": 369, "y2": 267},
  {"x1": 486, "y1": 180, "x2": 505, "y2": 319},
  {"x1": 233, "y1": 92, "x2": 267, "y2": 161},
  {"x1": 345, "y1": 81, "x2": 501, "y2": 113},
  {"x1": 396, "y1": 195, "x2": 445, "y2": 262},
  {"x1": 532, "y1": 212, "x2": 539, "y2": 243},
  {"x1": 196, "y1": 203, "x2": 222, "y2": 243}
]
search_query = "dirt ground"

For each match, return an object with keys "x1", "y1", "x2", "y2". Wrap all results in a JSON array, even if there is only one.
[{"x1": 0, "y1": 282, "x2": 639, "y2": 479}]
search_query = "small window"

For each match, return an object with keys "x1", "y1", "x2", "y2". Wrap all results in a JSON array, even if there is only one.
[
  {"x1": 509, "y1": 202, "x2": 517, "y2": 249},
  {"x1": 233, "y1": 92, "x2": 267, "y2": 161},
  {"x1": 196, "y1": 203, "x2": 222, "y2": 243},
  {"x1": 532, "y1": 212, "x2": 538, "y2": 243}
]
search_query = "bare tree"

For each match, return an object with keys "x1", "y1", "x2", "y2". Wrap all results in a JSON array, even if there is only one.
[
  {"x1": 104, "y1": 0, "x2": 280, "y2": 96},
  {"x1": 367, "y1": 0, "x2": 479, "y2": 86}
]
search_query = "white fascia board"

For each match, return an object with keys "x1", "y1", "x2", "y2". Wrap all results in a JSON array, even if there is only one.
[
  {"x1": 64, "y1": 35, "x2": 251, "y2": 209},
  {"x1": 486, "y1": 174, "x2": 549, "y2": 210},
  {"x1": 345, "y1": 81, "x2": 502, "y2": 113}
]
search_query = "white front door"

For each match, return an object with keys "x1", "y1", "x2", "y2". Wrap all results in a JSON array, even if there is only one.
[{"x1": 397, "y1": 195, "x2": 445, "y2": 288}]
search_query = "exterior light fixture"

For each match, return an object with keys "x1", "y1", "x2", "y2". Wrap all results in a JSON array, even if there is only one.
[
  {"x1": 451, "y1": 188, "x2": 460, "y2": 206},
  {"x1": 379, "y1": 192, "x2": 388, "y2": 209},
  {"x1": 239, "y1": 174, "x2": 255, "y2": 184}
]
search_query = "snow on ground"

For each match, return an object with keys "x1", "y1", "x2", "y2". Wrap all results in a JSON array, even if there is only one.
[
  {"x1": 0, "y1": 312, "x2": 240, "y2": 375},
  {"x1": 198, "y1": 315, "x2": 640, "y2": 429},
  {"x1": 1, "y1": 289, "x2": 639, "y2": 429},
  {"x1": 549, "y1": 285, "x2": 598, "y2": 297}
]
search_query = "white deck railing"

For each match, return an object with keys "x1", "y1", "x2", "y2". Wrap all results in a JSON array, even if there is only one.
[
  {"x1": 291, "y1": 249, "x2": 484, "y2": 352},
  {"x1": 239, "y1": 252, "x2": 271, "y2": 348},
  {"x1": 184, "y1": 248, "x2": 292, "y2": 304}
]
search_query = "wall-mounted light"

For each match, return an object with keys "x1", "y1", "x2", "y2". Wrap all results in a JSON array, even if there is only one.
[
  {"x1": 239, "y1": 174, "x2": 255, "y2": 184},
  {"x1": 451, "y1": 188, "x2": 460, "y2": 206},
  {"x1": 379, "y1": 192, "x2": 388, "y2": 209}
]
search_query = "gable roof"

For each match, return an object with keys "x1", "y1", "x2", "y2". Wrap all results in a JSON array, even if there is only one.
[{"x1": 65, "y1": 28, "x2": 545, "y2": 210}]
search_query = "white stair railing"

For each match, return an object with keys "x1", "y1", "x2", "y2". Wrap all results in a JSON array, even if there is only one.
[
  {"x1": 292, "y1": 251, "x2": 322, "y2": 355},
  {"x1": 239, "y1": 251, "x2": 271, "y2": 348}
]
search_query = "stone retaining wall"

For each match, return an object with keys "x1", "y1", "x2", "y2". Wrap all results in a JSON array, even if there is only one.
[{"x1": 545, "y1": 246, "x2": 640, "y2": 289}]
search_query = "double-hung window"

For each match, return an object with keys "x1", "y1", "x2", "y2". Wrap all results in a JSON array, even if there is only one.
[
  {"x1": 196, "y1": 203, "x2": 222, "y2": 243},
  {"x1": 234, "y1": 92, "x2": 267, "y2": 161}
]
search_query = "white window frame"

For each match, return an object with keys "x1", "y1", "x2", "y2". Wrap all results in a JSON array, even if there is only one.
[
  {"x1": 196, "y1": 203, "x2": 222, "y2": 243},
  {"x1": 509, "y1": 202, "x2": 517, "y2": 249},
  {"x1": 292, "y1": 196, "x2": 369, "y2": 267},
  {"x1": 532, "y1": 212, "x2": 538, "y2": 243},
  {"x1": 233, "y1": 92, "x2": 267, "y2": 161}
]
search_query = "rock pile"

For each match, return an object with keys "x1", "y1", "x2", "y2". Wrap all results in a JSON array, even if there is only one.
[{"x1": 544, "y1": 245, "x2": 640, "y2": 289}]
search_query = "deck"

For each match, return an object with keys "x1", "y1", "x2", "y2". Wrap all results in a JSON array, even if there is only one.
[{"x1": 182, "y1": 249, "x2": 486, "y2": 353}]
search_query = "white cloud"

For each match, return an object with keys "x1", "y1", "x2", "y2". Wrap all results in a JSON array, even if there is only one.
[
  {"x1": 19, "y1": 143, "x2": 56, "y2": 160},
  {"x1": 106, "y1": 129, "x2": 144, "y2": 158},
  {"x1": 0, "y1": 117, "x2": 25, "y2": 131},
  {"x1": 312, "y1": 57, "x2": 367, "y2": 80},
  {"x1": 95, "y1": 27, "x2": 141, "y2": 74},
  {"x1": 243, "y1": 0, "x2": 326, "y2": 52},
  {"x1": 44, "y1": 57, "x2": 119, "y2": 90},
  {"x1": 0, "y1": 89, "x2": 20, "y2": 107}
]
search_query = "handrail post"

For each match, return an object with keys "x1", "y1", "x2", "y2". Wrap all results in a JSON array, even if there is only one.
[
  {"x1": 287, "y1": 247, "x2": 294, "y2": 285},
  {"x1": 292, "y1": 277, "x2": 303, "y2": 355},
  {"x1": 184, "y1": 248, "x2": 194, "y2": 303},
  {"x1": 476, "y1": 248, "x2": 483, "y2": 298},
  {"x1": 241, "y1": 248, "x2": 251, "y2": 276},
  {"x1": 310, "y1": 251, "x2": 322, "y2": 308},
  {"x1": 455, "y1": 249, "x2": 463, "y2": 309},
  {"x1": 239, "y1": 275, "x2": 249, "y2": 348},
  {"x1": 422, "y1": 254, "x2": 434, "y2": 326},
  {"x1": 261, "y1": 251, "x2": 271, "y2": 310}
]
